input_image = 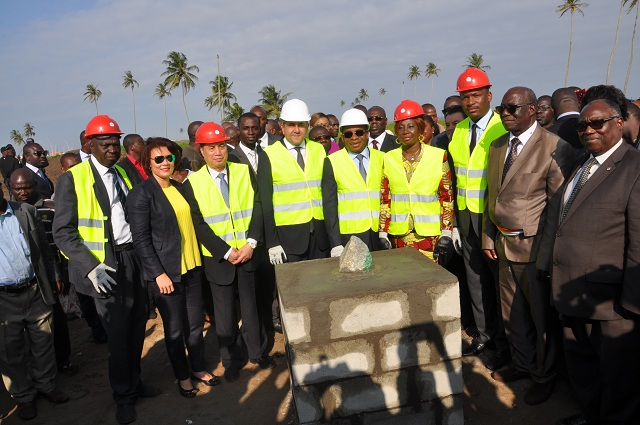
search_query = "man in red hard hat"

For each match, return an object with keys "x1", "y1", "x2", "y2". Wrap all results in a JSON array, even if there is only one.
[
  {"x1": 53, "y1": 115, "x2": 160, "y2": 424},
  {"x1": 448, "y1": 69, "x2": 510, "y2": 371}
]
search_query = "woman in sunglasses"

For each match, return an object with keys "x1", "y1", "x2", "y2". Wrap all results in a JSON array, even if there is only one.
[
  {"x1": 128, "y1": 137, "x2": 219, "y2": 399},
  {"x1": 379, "y1": 100, "x2": 455, "y2": 266}
]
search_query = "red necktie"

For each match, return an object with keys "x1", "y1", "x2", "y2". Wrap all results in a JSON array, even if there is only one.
[{"x1": 372, "y1": 140, "x2": 379, "y2": 150}]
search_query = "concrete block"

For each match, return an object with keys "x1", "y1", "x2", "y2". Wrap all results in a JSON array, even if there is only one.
[
  {"x1": 293, "y1": 386, "x2": 323, "y2": 424},
  {"x1": 282, "y1": 307, "x2": 310, "y2": 343},
  {"x1": 443, "y1": 321, "x2": 462, "y2": 360},
  {"x1": 418, "y1": 359, "x2": 464, "y2": 400},
  {"x1": 380, "y1": 329, "x2": 432, "y2": 371},
  {"x1": 434, "y1": 284, "x2": 461, "y2": 319},
  {"x1": 362, "y1": 394, "x2": 464, "y2": 425},
  {"x1": 330, "y1": 292, "x2": 409, "y2": 339}
]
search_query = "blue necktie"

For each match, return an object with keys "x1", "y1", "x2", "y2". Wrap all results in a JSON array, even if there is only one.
[{"x1": 217, "y1": 173, "x2": 229, "y2": 208}]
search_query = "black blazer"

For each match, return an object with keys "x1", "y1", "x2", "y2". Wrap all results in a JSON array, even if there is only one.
[
  {"x1": 228, "y1": 143, "x2": 263, "y2": 178},
  {"x1": 9, "y1": 201, "x2": 58, "y2": 305},
  {"x1": 548, "y1": 114, "x2": 582, "y2": 152},
  {"x1": 257, "y1": 143, "x2": 329, "y2": 255},
  {"x1": 182, "y1": 163, "x2": 264, "y2": 286},
  {"x1": 127, "y1": 177, "x2": 184, "y2": 283},
  {"x1": 117, "y1": 156, "x2": 145, "y2": 187},
  {"x1": 52, "y1": 160, "x2": 125, "y2": 298},
  {"x1": 379, "y1": 133, "x2": 398, "y2": 153},
  {"x1": 25, "y1": 167, "x2": 54, "y2": 199}
]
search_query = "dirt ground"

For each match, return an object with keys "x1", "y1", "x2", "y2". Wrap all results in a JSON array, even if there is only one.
[{"x1": 0, "y1": 155, "x2": 582, "y2": 424}]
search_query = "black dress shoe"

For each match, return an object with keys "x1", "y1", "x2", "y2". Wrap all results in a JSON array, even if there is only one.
[
  {"x1": 137, "y1": 383, "x2": 162, "y2": 398},
  {"x1": 224, "y1": 368, "x2": 240, "y2": 383},
  {"x1": 462, "y1": 339, "x2": 487, "y2": 357},
  {"x1": 524, "y1": 380, "x2": 555, "y2": 405},
  {"x1": 272, "y1": 322, "x2": 283, "y2": 334},
  {"x1": 191, "y1": 374, "x2": 221, "y2": 387},
  {"x1": 40, "y1": 389, "x2": 70, "y2": 404},
  {"x1": 250, "y1": 355, "x2": 276, "y2": 370},
  {"x1": 557, "y1": 414, "x2": 592, "y2": 425},
  {"x1": 484, "y1": 349, "x2": 511, "y2": 371},
  {"x1": 17, "y1": 401, "x2": 37, "y2": 420},
  {"x1": 177, "y1": 382, "x2": 199, "y2": 399},
  {"x1": 491, "y1": 366, "x2": 529, "y2": 383},
  {"x1": 116, "y1": 403, "x2": 136, "y2": 424}
]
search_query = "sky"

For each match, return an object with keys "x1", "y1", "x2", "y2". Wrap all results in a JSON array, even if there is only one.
[{"x1": 0, "y1": 0, "x2": 638, "y2": 153}]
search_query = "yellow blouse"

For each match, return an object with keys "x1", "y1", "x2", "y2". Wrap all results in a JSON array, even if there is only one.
[{"x1": 162, "y1": 185, "x2": 202, "y2": 274}]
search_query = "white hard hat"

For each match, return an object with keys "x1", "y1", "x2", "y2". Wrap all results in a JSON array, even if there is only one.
[
  {"x1": 280, "y1": 99, "x2": 311, "y2": 122},
  {"x1": 340, "y1": 108, "x2": 369, "y2": 129}
]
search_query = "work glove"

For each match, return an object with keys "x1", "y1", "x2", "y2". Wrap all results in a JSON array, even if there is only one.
[
  {"x1": 268, "y1": 245, "x2": 287, "y2": 265},
  {"x1": 87, "y1": 263, "x2": 117, "y2": 297},
  {"x1": 451, "y1": 227, "x2": 462, "y2": 255},
  {"x1": 379, "y1": 232, "x2": 392, "y2": 250},
  {"x1": 330, "y1": 245, "x2": 344, "y2": 258},
  {"x1": 433, "y1": 234, "x2": 454, "y2": 266}
]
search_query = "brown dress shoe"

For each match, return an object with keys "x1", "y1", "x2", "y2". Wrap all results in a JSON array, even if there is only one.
[
  {"x1": 491, "y1": 366, "x2": 530, "y2": 382},
  {"x1": 17, "y1": 401, "x2": 37, "y2": 420}
]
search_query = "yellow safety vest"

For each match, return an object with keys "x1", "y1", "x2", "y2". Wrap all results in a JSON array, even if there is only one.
[
  {"x1": 328, "y1": 148, "x2": 384, "y2": 234},
  {"x1": 66, "y1": 161, "x2": 132, "y2": 262},
  {"x1": 187, "y1": 163, "x2": 253, "y2": 257},
  {"x1": 384, "y1": 145, "x2": 444, "y2": 237},
  {"x1": 264, "y1": 141, "x2": 325, "y2": 225},
  {"x1": 448, "y1": 113, "x2": 506, "y2": 213}
]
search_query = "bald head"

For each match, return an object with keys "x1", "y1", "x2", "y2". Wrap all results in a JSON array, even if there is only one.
[
  {"x1": 60, "y1": 152, "x2": 81, "y2": 173},
  {"x1": 551, "y1": 88, "x2": 580, "y2": 117},
  {"x1": 187, "y1": 121, "x2": 204, "y2": 144},
  {"x1": 10, "y1": 168, "x2": 38, "y2": 204}
]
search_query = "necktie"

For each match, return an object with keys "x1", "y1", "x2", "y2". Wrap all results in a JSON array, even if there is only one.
[
  {"x1": 107, "y1": 168, "x2": 128, "y2": 221},
  {"x1": 561, "y1": 157, "x2": 598, "y2": 221},
  {"x1": 372, "y1": 140, "x2": 379, "y2": 150},
  {"x1": 38, "y1": 169, "x2": 52, "y2": 189},
  {"x1": 217, "y1": 173, "x2": 229, "y2": 208},
  {"x1": 294, "y1": 146, "x2": 305, "y2": 170},
  {"x1": 247, "y1": 150, "x2": 257, "y2": 172},
  {"x1": 470, "y1": 123, "x2": 478, "y2": 154},
  {"x1": 501, "y1": 138, "x2": 521, "y2": 183},
  {"x1": 356, "y1": 154, "x2": 367, "y2": 181}
]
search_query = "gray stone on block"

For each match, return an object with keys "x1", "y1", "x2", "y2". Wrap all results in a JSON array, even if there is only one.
[{"x1": 339, "y1": 236, "x2": 372, "y2": 273}]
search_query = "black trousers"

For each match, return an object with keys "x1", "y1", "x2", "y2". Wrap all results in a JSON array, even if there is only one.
[
  {"x1": 287, "y1": 231, "x2": 329, "y2": 263},
  {"x1": 152, "y1": 267, "x2": 206, "y2": 381},
  {"x1": 255, "y1": 247, "x2": 279, "y2": 327},
  {"x1": 52, "y1": 302, "x2": 71, "y2": 366},
  {"x1": 210, "y1": 266, "x2": 267, "y2": 370},
  {"x1": 94, "y1": 249, "x2": 148, "y2": 405}
]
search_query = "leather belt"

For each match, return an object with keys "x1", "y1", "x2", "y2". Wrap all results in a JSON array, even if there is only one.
[
  {"x1": 114, "y1": 243, "x2": 133, "y2": 252},
  {"x1": 0, "y1": 277, "x2": 37, "y2": 293}
]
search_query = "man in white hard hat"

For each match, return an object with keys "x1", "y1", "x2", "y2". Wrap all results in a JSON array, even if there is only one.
[
  {"x1": 322, "y1": 108, "x2": 384, "y2": 254},
  {"x1": 257, "y1": 99, "x2": 329, "y2": 264}
]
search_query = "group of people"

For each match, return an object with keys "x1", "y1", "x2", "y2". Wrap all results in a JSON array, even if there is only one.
[{"x1": 1, "y1": 67, "x2": 640, "y2": 425}]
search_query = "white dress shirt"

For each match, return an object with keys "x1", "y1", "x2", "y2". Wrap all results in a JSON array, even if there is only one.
[
  {"x1": 90, "y1": 156, "x2": 132, "y2": 245},
  {"x1": 505, "y1": 121, "x2": 537, "y2": 163}
]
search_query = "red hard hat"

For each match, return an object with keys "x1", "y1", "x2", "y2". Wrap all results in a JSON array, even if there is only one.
[
  {"x1": 85, "y1": 115, "x2": 124, "y2": 139},
  {"x1": 393, "y1": 100, "x2": 424, "y2": 122},
  {"x1": 195, "y1": 122, "x2": 229, "y2": 144},
  {"x1": 456, "y1": 68, "x2": 492, "y2": 92}
]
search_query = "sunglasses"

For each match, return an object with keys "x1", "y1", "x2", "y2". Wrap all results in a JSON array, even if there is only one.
[
  {"x1": 343, "y1": 130, "x2": 366, "y2": 139},
  {"x1": 441, "y1": 106, "x2": 455, "y2": 115},
  {"x1": 312, "y1": 135, "x2": 331, "y2": 142},
  {"x1": 574, "y1": 116, "x2": 619, "y2": 133},
  {"x1": 152, "y1": 154, "x2": 176, "y2": 164},
  {"x1": 495, "y1": 103, "x2": 533, "y2": 115},
  {"x1": 31, "y1": 150, "x2": 48, "y2": 157},
  {"x1": 367, "y1": 116, "x2": 385, "y2": 122}
]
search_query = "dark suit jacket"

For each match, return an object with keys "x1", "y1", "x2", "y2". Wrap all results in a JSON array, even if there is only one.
[
  {"x1": 228, "y1": 143, "x2": 263, "y2": 178},
  {"x1": 117, "y1": 156, "x2": 145, "y2": 187},
  {"x1": 52, "y1": 161, "x2": 127, "y2": 298},
  {"x1": 548, "y1": 114, "x2": 583, "y2": 152},
  {"x1": 257, "y1": 142, "x2": 329, "y2": 255},
  {"x1": 127, "y1": 177, "x2": 185, "y2": 283},
  {"x1": 266, "y1": 133, "x2": 282, "y2": 146},
  {"x1": 377, "y1": 133, "x2": 398, "y2": 153},
  {"x1": 25, "y1": 167, "x2": 53, "y2": 199},
  {"x1": 482, "y1": 125, "x2": 575, "y2": 263},
  {"x1": 182, "y1": 163, "x2": 264, "y2": 286},
  {"x1": 10, "y1": 201, "x2": 58, "y2": 305},
  {"x1": 547, "y1": 142, "x2": 640, "y2": 320},
  {"x1": 182, "y1": 144, "x2": 205, "y2": 171}
]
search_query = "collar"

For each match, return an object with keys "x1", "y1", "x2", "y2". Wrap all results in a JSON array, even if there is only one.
[
  {"x1": 593, "y1": 139, "x2": 624, "y2": 164},
  {"x1": 471, "y1": 110, "x2": 493, "y2": 131},
  {"x1": 510, "y1": 121, "x2": 537, "y2": 145},
  {"x1": 126, "y1": 153, "x2": 141, "y2": 166},
  {"x1": 24, "y1": 162, "x2": 41, "y2": 174},
  {"x1": 259, "y1": 132, "x2": 269, "y2": 144},
  {"x1": 207, "y1": 165, "x2": 226, "y2": 180},
  {"x1": 283, "y1": 139, "x2": 306, "y2": 150},
  {"x1": 348, "y1": 147, "x2": 370, "y2": 160},
  {"x1": 369, "y1": 133, "x2": 385, "y2": 143},
  {"x1": 1, "y1": 201, "x2": 14, "y2": 217},
  {"x1": 239, "y1": 142, "x2": 256, "y2": 156},
  {"x1": 90, "y1": 155, "x2": 111, "y2": 177}
]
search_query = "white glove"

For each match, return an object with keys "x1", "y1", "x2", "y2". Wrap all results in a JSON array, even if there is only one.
[
  {"x1": 268, "y1": 245, "x2": 287, "y2": 265},
  {"x1": 87, "y1": 263, "x2": 117, "y2": 296},
  {"x1": 330, "y1": 245, "x2": 344, "y2": 258},
  {"x1": 452, "y1": 227, "x2": 462, "y2": 256},
  {"x1": 379, "y1": 232, "x2": 392, "y2": 250}
]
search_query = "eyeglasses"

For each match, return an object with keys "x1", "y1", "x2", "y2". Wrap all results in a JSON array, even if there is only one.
[
  {"x1": 495, "y1": 103, "x2": 534, "y2": 115},
  {"x1": 152, "y1": 154, "x2": 176, "y2": 164},
  {"x1": 574, "y1": 116, "x2": 620, "y2": 133},
  {"x1": 312, "y1": 135, "x2": 331, "y2": 142},
  {"x1": 367, "y1": 116, "x2": 385, "y2": 122},
  {"x1": 343, "y1": 130, "x2": 366, "y2": 139},
  {"x1": 31, "y1": 150, "x2": 48, "y2": 157},
  {"x1": 442, "y1": 107, "x2": 454, "y2": 115}
]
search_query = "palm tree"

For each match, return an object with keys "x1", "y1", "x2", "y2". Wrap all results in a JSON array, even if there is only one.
[
  {"x1": 23, "y1": 122, "x2": 35, "y2": 138},
  {"x1": 340, "y1": 100, "x2": 345, "y2": 108},
  {"x1": 607, "y1": 1, "x2": 627, "y2": 84},
  {"x1": 258, "y1": 84, "x2": 292, "y2": 118},
  {"x1": 358, "y1": 89, "x2": 369, "y2": 103},
  {"x1": 407, "y1": 65, "x2": 421, "y2": 98},
  {"x1": 424, "y1": 62, "x2": 441, "y2": 103},
  {"x1": 122, "y1": 70, "x2": 139, "y2": 132},
  {"x1": 161, "y1": 51, "x2": 199, "y2": 126},
  {"x1": 224, "y1": 103, "x2": 245, "y2": 122},
  {"x1": 9, "y1": 130, "x2": 24, "y2": 146},
  {"x1": 84, "y1": 84, "x2": 102, "y2": 115},
  {"x1": 204, "y1": 75, "x2": 237, "y2": 119},
  {"x1": 464, "y1": 53, "x2": 491, "y2": 70},
  {"x1": 557, "y1": 0, "x2": 589, "y2": 86},
  {"x1": 625, "y1": 0, "x2": 639, "y2": 94},
  {"x1": 154, "y1": 82, "x2": 171, "y2": 138},
  {"x1": 379, "y1": 88, "x2": 386, "y2": 98}
]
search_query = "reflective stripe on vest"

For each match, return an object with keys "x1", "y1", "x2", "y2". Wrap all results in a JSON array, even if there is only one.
[
  {"x1": 65, "y1": 161, "x2": 132, "y2": 261},
  {"x1": 264, "y1": 141, "x2": 326, "y2": 225},
  {"x1": 449, "y1": 114, "x2": 506, "y2": 213},
  {"x1": 328, "y1": 148, "x2": 384, "y2": 234},
  {"x1": 384, "y1": 146, "x2": 444, "y2": 237},
  {"x1": 187, "y1": 162, "x2": 253, "y2": 256}
]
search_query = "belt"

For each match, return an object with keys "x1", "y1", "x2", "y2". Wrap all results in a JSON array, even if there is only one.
[
  {"x1": 114, "y1": 243, "x2": 133, "y2": 252},
  {"x1": 0, "y1": 277, "x2": 37, "y2": 293}
]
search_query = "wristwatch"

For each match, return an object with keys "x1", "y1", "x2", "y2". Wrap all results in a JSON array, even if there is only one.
[{"x1": 248, "y1": 242, "x2": 257, "y2": 249}]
